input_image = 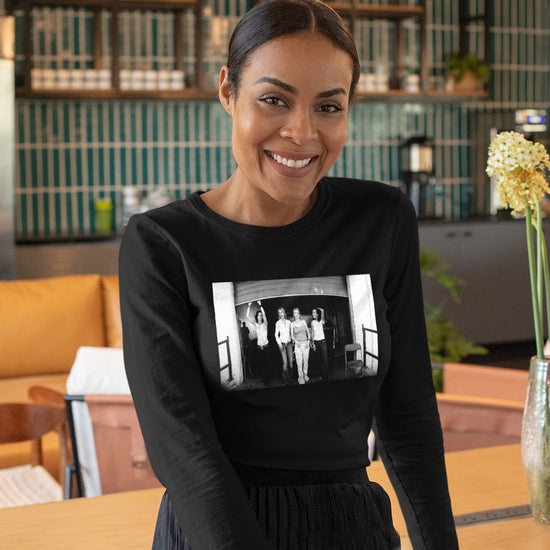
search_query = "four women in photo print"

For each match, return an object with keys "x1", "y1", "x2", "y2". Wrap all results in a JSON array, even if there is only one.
[{"x1": 247, "y1": 301, "x2": 328, "y2": 386}]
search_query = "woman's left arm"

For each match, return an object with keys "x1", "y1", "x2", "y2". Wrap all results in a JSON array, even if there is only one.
[{"x1": 374, "y1": 193, "x2": 458, "y2": 550}]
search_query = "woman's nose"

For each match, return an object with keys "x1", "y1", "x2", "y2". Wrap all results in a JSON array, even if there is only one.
[{"x1": 279, "y1": 108, "x2": 318, "y2": 144}]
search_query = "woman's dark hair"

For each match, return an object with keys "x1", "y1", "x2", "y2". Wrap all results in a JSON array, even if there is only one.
[
  {"x1": 227, "y1": 0, "x2": 360, "y2": 99},
  {"x1": 255, "y1": 309, "x2": 264, "y2": 323}
]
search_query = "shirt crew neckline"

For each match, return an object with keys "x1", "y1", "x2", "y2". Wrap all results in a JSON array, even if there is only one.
[{"x1": 186, "y1": 178, "x2": 330, "y2": 237}]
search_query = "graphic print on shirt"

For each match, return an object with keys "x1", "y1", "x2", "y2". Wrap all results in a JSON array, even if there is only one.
[{"x1": 212, "y1": 275, "x2": 378, "y2": 391}]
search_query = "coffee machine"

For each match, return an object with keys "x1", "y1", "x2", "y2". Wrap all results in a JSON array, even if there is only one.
[{"x1": 400, "y1": 136, "x2": 438, "y2": 220}]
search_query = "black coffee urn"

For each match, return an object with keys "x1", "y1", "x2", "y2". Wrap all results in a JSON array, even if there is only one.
[{"x1": 400, "y1": 136, "x2": 437, "y2": 219}]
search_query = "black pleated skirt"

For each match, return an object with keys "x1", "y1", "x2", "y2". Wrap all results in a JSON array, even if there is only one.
[{"x1": 151, "y1": 463, "x2": 401, "y2": 550}]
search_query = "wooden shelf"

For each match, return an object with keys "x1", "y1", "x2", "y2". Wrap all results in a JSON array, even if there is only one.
[
  {"x1": 16, "y1": 86, "x2": 220, "y2": 100},
  {"x1": 9, "y1": 0, "x2": 198, "y2": 10},
  {"x1": 354, "y1": 89, "x2": 489, "y2": 103},
  {"x1": 12, "y1": 0, "x2": 491, "y2": 103},
  {"x1": 329, "y1": 3, "x2": 424, "y2": 20}
]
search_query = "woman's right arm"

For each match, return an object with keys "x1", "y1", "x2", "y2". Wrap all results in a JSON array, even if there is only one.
[{"x1": 119, "y1": 215, "x2": 271, "y2": 550}]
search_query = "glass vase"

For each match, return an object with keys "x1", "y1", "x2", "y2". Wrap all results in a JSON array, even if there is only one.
[{"x1": 521, "y1": 356, "x2": 550, "y2": 524}]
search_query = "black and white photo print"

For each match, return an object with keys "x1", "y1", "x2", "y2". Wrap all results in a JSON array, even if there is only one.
[{"x1": 213, "y1": 275, "x2": 378, "y2": 391}]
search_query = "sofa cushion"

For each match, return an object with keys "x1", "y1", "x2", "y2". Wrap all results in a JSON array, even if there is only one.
[
  {"x1": 101, "y1": 276, "x2": 123, "y2": 348},
  {"x1": 0, "y1": 374, "x2": 68, "y2": 404},
  {"x1": 0, "y1": 275, "x2": 106, "y2": 378}
]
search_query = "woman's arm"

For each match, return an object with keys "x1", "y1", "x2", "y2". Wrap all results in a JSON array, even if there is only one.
[
  {"x1": 259, "y1": 301, "x2": 267, "y2": 328},
  {"x1": 374, "y1": 193, "x2": 458, "y2": 550},
  {"x1": 120, "y1": 215, "x2": 271, "y2": 550},
  {"x1": 246, "y1": 303, "x2": 256, "y2": 326}
]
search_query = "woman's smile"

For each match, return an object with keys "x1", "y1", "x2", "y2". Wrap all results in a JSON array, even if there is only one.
[{"x1": 265, "y1": 150, "x2": 319, "y2": 177}]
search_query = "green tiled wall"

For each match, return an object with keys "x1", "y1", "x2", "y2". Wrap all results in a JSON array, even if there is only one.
[{"x1": 9, "y1": 0, "x2": 550, "y2": 237}]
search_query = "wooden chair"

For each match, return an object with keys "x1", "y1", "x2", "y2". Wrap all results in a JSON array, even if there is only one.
[
  {"x1": 436, "y1": 393, "x2": 525, "y2": 452},
  {"x1": 64, "y1": 393, "x2": 162, "y2": 497},
  {"x1": 0, "y1": 403, "x2": 67, "y2": 507},
  {"x1": 28, "y1": 386, "x2": 161, "y2": 497},
  {"x1": 28, "y1": 385, "x2": 73, "y2": 497},
  {"x1": 344, "y1": 343, "x2": 363, "y2": 378}
]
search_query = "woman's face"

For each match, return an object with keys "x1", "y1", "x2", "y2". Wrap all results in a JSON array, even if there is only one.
[
  {"x1": 293, "y1": 308, "x2": 301, "y2": 320},
  {"x1": 219, "y1": 31, "x2": 353, "y2": 208},
  {"x1": 312, "y1": 309, "x2": 318, "y2": 320},
  {"x1": 278, "y1": 308, "x2": 286, "y2": 319}
]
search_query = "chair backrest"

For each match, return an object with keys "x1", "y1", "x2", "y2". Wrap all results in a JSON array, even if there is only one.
[
  {"x1": 83, "y1": 394, "x2": 162, "y2": 495},
  {"x1": 443, "y1": 363, "x2": 529, "y2": 402},
  {"x1": 345, "y1": 343, "x2": 361, "y2": 352},
  {"x1": 436, "y1": 393, "x2": 524, "y2": 452},
  {"x1": 0, "y1": 403, "x2": 67, "y2": 466},
  {"x1": 28, "y1": 385, "x2": 72, "y2": 492}
]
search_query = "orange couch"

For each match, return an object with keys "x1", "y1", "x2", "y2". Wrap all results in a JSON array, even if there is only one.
[{"x1": 0, "y1": 274, "x2": 122, "y2": 478}]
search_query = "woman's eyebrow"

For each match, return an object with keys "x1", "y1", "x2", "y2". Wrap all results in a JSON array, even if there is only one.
[
  {"x1": 254, "y1": 76, "x2": 296, "y2": 94},
  {"x1": 253, "y1": 77, "x2": 347, "y2": 99}
]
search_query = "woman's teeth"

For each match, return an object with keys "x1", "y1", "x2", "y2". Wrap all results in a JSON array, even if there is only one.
[{"x1": 268, "y1": 152, "x2": 313, "y2": 169}]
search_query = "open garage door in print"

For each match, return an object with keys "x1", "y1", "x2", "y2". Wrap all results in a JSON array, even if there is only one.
[{"x1": 212, "y1": 275, "x2": 378, "y2": 391}]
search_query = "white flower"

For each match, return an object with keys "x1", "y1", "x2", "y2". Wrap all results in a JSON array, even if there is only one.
[{"x1": 486, "y1": 131, "x2": 550, "y2": 215}]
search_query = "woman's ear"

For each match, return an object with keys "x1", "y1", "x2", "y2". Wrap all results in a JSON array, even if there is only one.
[{"x1": 219, "y1": 66, "x2": 234, "y2": 115}]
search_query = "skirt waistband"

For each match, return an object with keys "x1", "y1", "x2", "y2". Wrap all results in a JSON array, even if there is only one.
[{"x1": 231, "y1": 461, "x2": 369, "y2": 486}]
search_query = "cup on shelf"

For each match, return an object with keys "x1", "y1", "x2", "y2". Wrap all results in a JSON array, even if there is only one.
[
  {"x1": 31, "y1": 68, "x2": 44, "y2": 89},
  {"x1": 131, "y1": 70, "x2": 145, "y2": 90},
  {"x1": 84, "y1": 69, "x2": 98, "y2": 89},
  {"x1": 157, "y1": 69, "x2": 171, "y2": 90},
  {"x1": 375, "y1": 73, "x2": 389, "y2": 92},
  {"x1": 119, "y1": 69, "x2": 132, "y2": 90},
  {"x1": 56, "y1": 69, "x2": 71, "y2": 89},
  {"x1": 404, "y1": 73, "x2": 420, "y2": 93},
  {"x1": 70, "y1": 69, "x2": 85, "y2": 89},
  {"x1": 42, "y1": 68, "x2": 56, "y2": 89},
  {"x1": 144, "y1": 70, "x2": 158, "y2": 90},
  {"x1": 98, "y1": 69, "x2": 111, "y2": 90},
  {"x1": 170, "y1": 70, "x2": 185, "y2": 90}
]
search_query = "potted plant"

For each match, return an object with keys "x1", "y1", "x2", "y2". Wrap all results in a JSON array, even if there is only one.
[
  {"x1": 420, "y1": 248, "x2": 488, "y2": 391},
  {"x1": 447, "y1": 52, "x2": 490, "y2": 92}
]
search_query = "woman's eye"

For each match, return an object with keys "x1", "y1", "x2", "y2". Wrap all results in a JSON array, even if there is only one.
[
  {"x1": 319, "y1": 103, "x2": 344, "y2": 114},
  {"x1": 261, "y1": 96, "x2": 286, "y2": 107}
]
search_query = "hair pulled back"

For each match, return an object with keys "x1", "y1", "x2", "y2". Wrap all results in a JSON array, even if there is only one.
[{"x1": 227, "y1": 0, "x2": 360, "y2": 99}]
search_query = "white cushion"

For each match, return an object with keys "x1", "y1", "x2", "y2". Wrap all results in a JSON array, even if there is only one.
[
  {"x1": 0, "y1": 465, "x2": 62, "y2": 508},
  {"x1": 66, "y1": 346, "x2": 130, "y2": 497}
]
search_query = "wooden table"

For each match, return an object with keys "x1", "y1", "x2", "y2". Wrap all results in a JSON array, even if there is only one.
[
  {"x1": 369, "y1": 444, "x2": 550, "y2": 549},
  {"x1": 0, "y1": 445, "x2": 548, "y2": 549}
]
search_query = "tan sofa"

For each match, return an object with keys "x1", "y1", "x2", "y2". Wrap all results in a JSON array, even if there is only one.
[{"x1": 0, "y1": 274, "x2": 122, "y2": 479}]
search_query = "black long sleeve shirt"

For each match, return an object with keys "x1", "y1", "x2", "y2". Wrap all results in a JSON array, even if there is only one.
[{"x1": 119, "y1": 177, "x2": 458, "y2": 550}]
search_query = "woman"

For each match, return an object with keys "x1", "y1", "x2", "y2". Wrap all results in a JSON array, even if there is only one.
[
  {"x1": 274, "y1": 307, "x2": 293, "y2": 384},
  {"x1": 311, "y1": 307, "x2": 329, "y2": 381},
  {"x1": 119, "y1": 1, "x2": 458, "y2": 549},
  {"x1": 290, "y1": 307, "x2": 311, "y2": 384},
  {"x1": 246, "y1": 301, "x2": 270, "y2": 384}
]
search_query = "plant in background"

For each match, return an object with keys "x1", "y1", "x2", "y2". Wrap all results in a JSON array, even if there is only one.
[
  {"x1": 487, "y1": 131, "x2": 550, "y2": 357},
  {"x1": 420, "y1": 248, "x2": 488, "y2": 391},
  {"x1": 447, "y1": 52, "x2": 490, "y2": 84},
  {"x1": 487, "y1": 130, "x2": 550, "y2": 524}
]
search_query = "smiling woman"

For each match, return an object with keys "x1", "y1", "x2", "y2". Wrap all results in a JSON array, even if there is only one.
[
  {"x1": 119, "y1": 1, "x2": 458, "y2": 549},
  {"x1": 204, "y1": 31, "x2": 353, "y2": 226}
]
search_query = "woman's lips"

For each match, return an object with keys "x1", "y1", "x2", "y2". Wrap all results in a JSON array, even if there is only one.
[{"x1": 265, "y1": 150, "x2": 319, "y2": 177}]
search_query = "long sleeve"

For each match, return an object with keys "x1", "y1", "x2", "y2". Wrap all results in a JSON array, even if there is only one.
[
  {"x1": 374, "y1": 194, "x2": 459, "y2": 549},
  {"x1": 119, "y1": 214, "x2": 272, "y2": 550}
]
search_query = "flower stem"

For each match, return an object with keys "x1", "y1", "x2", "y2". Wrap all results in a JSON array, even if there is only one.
[
  {"x1": 541, "y1": 231, "x2": 550, "y2": 343},
  {"x1": 526, "y1": 200, "x2": 544, "y2": 358}
]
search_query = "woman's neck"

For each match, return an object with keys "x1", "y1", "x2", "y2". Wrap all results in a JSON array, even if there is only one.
[{"x1": 200, "y1": 175, "x2": 318, "y2": 227}]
